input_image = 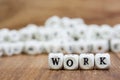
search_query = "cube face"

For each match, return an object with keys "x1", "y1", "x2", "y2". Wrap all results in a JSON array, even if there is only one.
[
  {"x1": 74, "y1": 41, "x2": 88, "y2": 54},
  {"x1": 8, "y1": 30, "x2": 20, "y2": 42},
  {"x1": 95, "y1": 53, "x2": 110, "y2": 69},
  {"x1": 87, "y1": 42, "x2": 94, "y2": 53},
  {"x1": 12, "y1": 43, "x2": 21, "y2": 55},
  {"x1": 48, "y1": 53, "x2": 111, "y2": 70},
  {"x1": 19, "y1": 29, "x2": 33, "y2": 41},
  {"x1": 37, "y1": 43, "x2": 45, "y2": 54},
  {"x1": 12, "y1": 42, "x2": 23, "y2": 55},
  {"x1": 48, "y1": 53, "x2": 63, "y2": 69},
  {"x1": 63, "y1": 43, "x2": 74, "y2": 54},
  {"x1": 3, "y1": 43, "x2": 14, "y2": 56},
  {"x1": 24, "y1": 41, "x2": 38, "y2": 55},
  {"x1": 79, "y1": 44, "x2": 88, "y2": 53},
  {"x1": 0, "y1": 45, "x2": 3, "y2": 57},
  {"x1": 79, "y1": 54, "x2": 94, "y2": 69},
  {"x1": 64, "y1": 55, "x2": 78, "y2": 70},
  {"x1": 50, "y1": 42, "x2": 62, "y2": 53},
  {"x1": 93, "y1": 40, "x2": 108, "y2": 53},
  {"x1": 111, "y1": 39, "x2": 120, "y2": 53},
  {"x1": 45, "y1": 42, "x2": 51, "y2": 53}
]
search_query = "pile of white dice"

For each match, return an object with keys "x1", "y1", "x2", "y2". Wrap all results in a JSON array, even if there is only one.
[{"x1": 0, "y1": 16, "x2": 120, "y2": 57}]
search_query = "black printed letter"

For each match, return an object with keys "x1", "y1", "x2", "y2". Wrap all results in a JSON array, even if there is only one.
[
  {"x1": 66, "y1": 59, "x2": 73, "y2": 67},
  {"x1": 51, "y1": 58, "x2": 60, "y2": 65},
  {"x1": 100, "y1": 57, "x2": 106, "y2": 65}
]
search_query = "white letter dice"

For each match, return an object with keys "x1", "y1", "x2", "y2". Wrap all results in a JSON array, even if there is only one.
[
  {"x1": 48, "y1": 53, "x2": 63, "y2": 69},
  {"x1": 95, "y1": 53, "x2": 110, "y2": 69},
  {"x1": 48, "y1": 53, "x2": 110, "y2": 70},
  {"x1": 64, "y1": 55, "x2": 78, "y2": 70},
  {"x1": 79, "y1": 54, "x2": 94, "y2": 69}
]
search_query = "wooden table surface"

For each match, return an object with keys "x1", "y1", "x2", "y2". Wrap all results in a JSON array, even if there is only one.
[
  {"x1": 0, "y1": 53, "x2": 119, "y2": 80},
  {"x1": 1, "y1": 0, "x2": 120, "y2": 29}
]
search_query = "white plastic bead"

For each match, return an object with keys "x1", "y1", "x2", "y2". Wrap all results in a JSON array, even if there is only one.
[
  {"x1": 37, "y1": 42, "x2": 46, "y2": 54},
  {"x1": 45, "y1": 16, "x2": 61, "y2": 27},
  {"x1": 0, "y1": 28, "x2": 9, "y2": 42},
  {"x1": 24, "y1": 41, "x2": 38, "y2": 55},
  {"x1": 113, "y1": 24, "x2": 120, "y2": 39},
  {"x1": 45, "y1": 42, "x2": 54, "y2": 53},
  {"x1": 93, "y1": 40, "x2": 109, "y2": 53},
  {"x1": 3, "y1": 43, "x2": 14, "y2": 56},
  {"x1": 95, "y1": 53, "x2": 110, "y2": 69},
  {"x1": 48, "y1": 53, "x2": 63, "y2": 69},
  {"x1": 79, "y1": 54, "x2": 94, "y2": 69},
  {"x1": 8, "y1": 30, "x2": 20, "y2": 42},
  {"x1": 62, "y1": 42, "x2": 74, "y2": 54},
  {"x1": 70, "y1": 18, "x2": 84, "y2": 27},
  {"x1": 74, "y1": 40, "x2": 88, "y2": 54},
  {"x1": 87, "y1": 25, "x2": 101, "y2": 40},
  {"x1": 61, "y1": 17, "x2": 71, "y2": 28},
  {"x1": 11, "y1": 42, "x2": 24, "y2": 55},
  {"x1": 19, "y1": 28, "x2": 33, "y2": 41},
  {"x1": 100, "y1": 24, "x2": 113, "y2": 39},
  {"x1": 0, "y1": 44, "x2": 3, "y2": 57},
  {"x1": 110, "y1": 39, "x2": 120, "y2": 53},
  {"x1": 64, "y1": 54, "x2": 78, "y2": 70}
]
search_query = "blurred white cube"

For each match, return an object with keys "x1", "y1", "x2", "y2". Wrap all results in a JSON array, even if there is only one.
[
  {"x1": 45, "y1": 16, "x2": 61, "y2": 27},
  {"x1": 73, "y1": 26, "x2": 88, "y2": 40},
  {"x1": 3, "y1": 43, "x2": 14, "y2": 56},
  {"x1": 8, "y1": 30, "x2": 20, "y2": 42},
  {"x1": 0, "y1": 43, "x2": 3, "y2": 57},
  {"x1": 11, "y1": 42, "x2": 24, "y2": 55},
  {"x1": 110, "y1": 39, "x2": 120, "y2": 53},
  {"x1": 45, "y1": 41, "x2": 54, "y2": 53},
  {"x1": 19, "y1": 28, "x2": 33, "y2": 41},
  {"x1": 62, "y1": 42, "x2": 74, "y2": 54},
  {"x1": 100, "y1": 24, "x2": 113, "y2": 40},
  {"x1": 113, "y1": 24, "x2": 120, "y2": 39},
  {"x1": 37, "y1": 42, "x2": 46, "y2": 54},
  {"x1": 74, "y1": 40, "x2": 89, "y2": 54},
  {"x1": 0, "y1": 28, "x2": 9, "y2": 42},
  {"x1": 93, "y1": 40, "x2": 109, "y2": 53},
  {"x1": 60, "y1": 17, "x2": 71, "y2": 28},
  {"x1": 87, "y1": 25, "x2": 101, "y2": 40},
  {"x1": 24, "y1": 40, "x2": 39, "y2": 55},
  {"x1": 70, "y1": 18, "x2": 84, "y2": 27}
]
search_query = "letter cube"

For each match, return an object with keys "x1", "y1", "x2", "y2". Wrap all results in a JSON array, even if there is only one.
[
  {"x1": 48, "y1": 53, "x2": 63, "y2": 69},
  {"x1": 79, "y1": 54, "x2": 94, "y2": 69},
  {"x1": 64, "y1": 54, "x2": 78, "y2": 70},
  {"x1": 95, "y1": 53, "x2": 110, "y2": 69}
]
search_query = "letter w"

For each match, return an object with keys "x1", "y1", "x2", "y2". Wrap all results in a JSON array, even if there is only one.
[{"x1": 51, "y1": 58, "x2": 60, "y2": 65}]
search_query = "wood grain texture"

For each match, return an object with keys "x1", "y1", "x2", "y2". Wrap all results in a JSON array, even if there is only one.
[
  {"x1": 1, "y1": 0, "x2": 120, "y2": 29},
  {"x1": 0, "y1": 53, "x2": 119, "y2": 80}
]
